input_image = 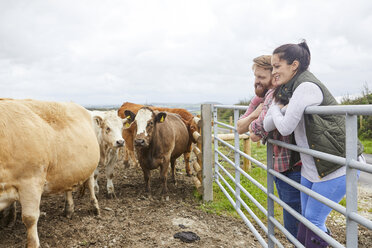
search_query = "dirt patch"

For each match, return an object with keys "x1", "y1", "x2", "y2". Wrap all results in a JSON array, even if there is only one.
[
  {"x1": 1, "y1": 159, "x2": 371, "y2": 247},
  {"x1": 0, "y1": 160, "x2": 257, "y2": 248},
  {"x1": 325, "y1": 186, "x2": 372, "y2": 247}
]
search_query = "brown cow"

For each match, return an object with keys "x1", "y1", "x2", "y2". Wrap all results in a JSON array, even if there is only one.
[
  {"x1": 124, "y1": 107, "x2": 189, "y2": 200},
  {"x1": 117, "y1": 102, "x2": 198, "y2": 176},
  {"x1": 0, "y1": 99, "x2": 100, "y2": 248}
]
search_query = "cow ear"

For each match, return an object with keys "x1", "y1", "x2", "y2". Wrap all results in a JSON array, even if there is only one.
[
  {"x1": 124, "y1": 110, "x2": 136, "y2": 124},
  {"x1": 122, "y1": 118, "x2": 132, "y2": 129},
  {"x1": 156, "y1": 112, "x2": 167, "y2": 123},
  {"x1": 93, "y1": 116, "x2": 103, "y2": 127}
]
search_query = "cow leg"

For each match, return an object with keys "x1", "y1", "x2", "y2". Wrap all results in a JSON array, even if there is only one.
[
  {"x1": 170, "y1": 159, "x2": 177, "y2": 186},
  {"x1": 183, "y1": 151, "x2": 192, "y2": 176},
  {"x1": 18, "y1": 185, "x2": 42, "y2": 248},
  {"x1": 64, "y1": 191, "x2": 74, "y2": 219},
  {"x1": 129, "y1": 149, "x2": 139, "y2": 168},
  {"x1": 142, "y1": 168, "x2": 151, "y2": 194},
  {"x1": 106, "y1": 160, "x2": 116, "y2": 199},
  {"x1": 93, "y1": 167, "x2": 100, "y2": 195},
  {"x1": 127, "y1": 131, "x2": 139, "y2": 168},
  {"x1": 159, "y1": 162, "x2": 169, "y2": 201},
  {"x1": 87, "y1": 173, "x2": 100, "y2": 215},
  {"x1": 123, "y1": 146, "x2": 132, "y2": 168}
]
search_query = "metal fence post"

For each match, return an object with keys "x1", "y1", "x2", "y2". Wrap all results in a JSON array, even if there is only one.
[
  {"x1": 267, "y1": 141, "x2": 275, "y2": 248},
  {"x1": 213, "y1": 106, "x2": 219, "y2": 186},
  {"x1": 234, "y1": 109, "x2": 241, "y2": 210},
  {"x1": 202, "y1": 104, "x2": 213, "y2": 202},
  {"x1": 345, "y1": 114, "x2": 358, "y2": 247}
]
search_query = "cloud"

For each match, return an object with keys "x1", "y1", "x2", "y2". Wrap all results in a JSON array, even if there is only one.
[{"x1": 0, "y1": 0, "x2": 371, "y2": 106}]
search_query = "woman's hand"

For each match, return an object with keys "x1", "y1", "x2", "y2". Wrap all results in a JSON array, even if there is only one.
[{"x1": 277, "y1": 103, "x2": 287, "y2": 109}]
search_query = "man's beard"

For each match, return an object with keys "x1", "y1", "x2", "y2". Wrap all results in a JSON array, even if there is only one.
[{"x1": 255, "y1": 83, "x2": 268, "y2": 98}]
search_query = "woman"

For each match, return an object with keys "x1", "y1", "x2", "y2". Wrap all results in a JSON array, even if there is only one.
[{"x1": 263, "y1": 40, "x2": 364, "y2": 247}]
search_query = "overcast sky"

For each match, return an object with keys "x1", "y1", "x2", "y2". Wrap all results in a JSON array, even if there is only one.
[{"x1": 1, "y1": 0, "x2": 372, "y2": 106}]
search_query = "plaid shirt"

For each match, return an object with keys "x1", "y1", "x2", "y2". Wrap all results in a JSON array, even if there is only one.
[
  {"x1": 250, "y1": 89, "x2": 294, "y2": 172},
  {"x1": 239, "y1": 96, "x2": 264, "y2": 119}
]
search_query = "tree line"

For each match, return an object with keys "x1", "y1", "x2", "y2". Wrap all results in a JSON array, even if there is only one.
[{"x1": 341, "y1": 84, "x2": 372, "y2": 139}]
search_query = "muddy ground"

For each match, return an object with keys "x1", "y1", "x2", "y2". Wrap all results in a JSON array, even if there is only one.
[{"x1": 1, "y1": 158, "x2": 371, "y2": 248}]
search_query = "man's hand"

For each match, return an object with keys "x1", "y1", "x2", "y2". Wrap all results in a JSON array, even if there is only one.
[{"x1": 237, "y1": 103, "x2": 263, "y2": 134}]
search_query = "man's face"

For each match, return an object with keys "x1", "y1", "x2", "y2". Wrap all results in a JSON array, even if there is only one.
[{"x1": 254, "y1": 66, "x2": 272, "y2": 97}]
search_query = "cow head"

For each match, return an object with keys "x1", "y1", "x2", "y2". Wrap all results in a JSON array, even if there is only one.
[
  {"x1": 93, "y1": 112, "x2": 125, "y2": 148},
  {"x1": 124, "y1": 107, "x2": 167, "y2": 148},
  {"x1": 189, "y1": 118, "x2": 199, "y2": 143}
]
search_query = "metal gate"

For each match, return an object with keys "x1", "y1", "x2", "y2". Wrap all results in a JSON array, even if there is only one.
[{"x1": 200, "y1": 103, "x2": 372, "y2": 248}]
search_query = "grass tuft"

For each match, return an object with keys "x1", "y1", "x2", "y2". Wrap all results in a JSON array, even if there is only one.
[{"x1": 360, "y1": 139, "x2": 372, "y2": 154}]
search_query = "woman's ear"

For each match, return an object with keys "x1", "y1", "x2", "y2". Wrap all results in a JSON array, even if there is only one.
[{"x1": 291, "y1": 60, "x2": 299, "y2": 72}]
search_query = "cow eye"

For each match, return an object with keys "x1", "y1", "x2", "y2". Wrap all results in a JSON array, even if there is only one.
[
  {"x1": 149, "y1": 121, "x2": 154, "y2": 126},
  {"x1": 106, "y1": 127, "x2": 111, "y2": 132}
]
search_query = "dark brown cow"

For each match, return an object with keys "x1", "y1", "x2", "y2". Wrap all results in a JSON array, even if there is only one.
[
  {"x1": 124, "y1": 107, "x2": 189, "y2": 199},
  {"x1": 117, "y1": 102, "x2": 198, "y2": 176}
]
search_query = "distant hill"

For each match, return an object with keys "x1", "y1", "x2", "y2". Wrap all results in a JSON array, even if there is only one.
[
  {"x1": 149, "y1": 102, "x2": 201, "y2": 114},
  {"x1": 84, "y1": 104, "x2": 121, "y2": 111},
  {"x1": 84, "y1": 102, "x2": 202, "y2": 115}
]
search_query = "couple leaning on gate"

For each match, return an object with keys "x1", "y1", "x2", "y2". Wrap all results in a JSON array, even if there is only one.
[{"x1": 237, "y1": 40, "x2": 365, "y2": 248}]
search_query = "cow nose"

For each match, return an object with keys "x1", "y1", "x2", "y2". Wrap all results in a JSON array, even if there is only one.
[
  {"x1": 116, "y1": 140, "x2": 124, "y2": 147},
  {"x1": 135, "y1": 139, "x2": 145, "y2": 146}
]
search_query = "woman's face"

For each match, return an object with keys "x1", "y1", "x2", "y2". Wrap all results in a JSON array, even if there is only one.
[{"x1": 271, "y1": 53, "x2": 298, "y2": 86}]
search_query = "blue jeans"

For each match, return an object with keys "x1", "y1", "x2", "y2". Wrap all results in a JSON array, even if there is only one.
[
  {"x1": 274, "y1": 171, "x2": 301, "y2": 238},
  {"x1": 301, "y1": 175, "x2": 348, "y2": 232}
]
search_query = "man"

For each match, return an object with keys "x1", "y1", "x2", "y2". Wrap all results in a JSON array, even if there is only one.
[
  {"x1": 238, "y1": 55, "x2": 302, "y2": 239},
  {"x1": 237, "y1": 55, "x2": 272, "y2": 136}
]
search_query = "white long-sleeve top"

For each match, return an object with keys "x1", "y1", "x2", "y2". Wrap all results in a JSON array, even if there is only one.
[{"x1": 264, "y1": 82, "x2": 346, "y2": 182}]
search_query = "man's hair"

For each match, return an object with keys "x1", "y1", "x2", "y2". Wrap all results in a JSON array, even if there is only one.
[{"x1": 252, "y1": 55, "x2": 272, "y2": 71}]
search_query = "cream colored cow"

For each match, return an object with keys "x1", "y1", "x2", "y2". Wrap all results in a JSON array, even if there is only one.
[
  {"x1": 90, "y1": 110, "x2": 126, "y2": 198},
  {"x1": 0, "y1": 99, "x2": 100, "y2": 248}
]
